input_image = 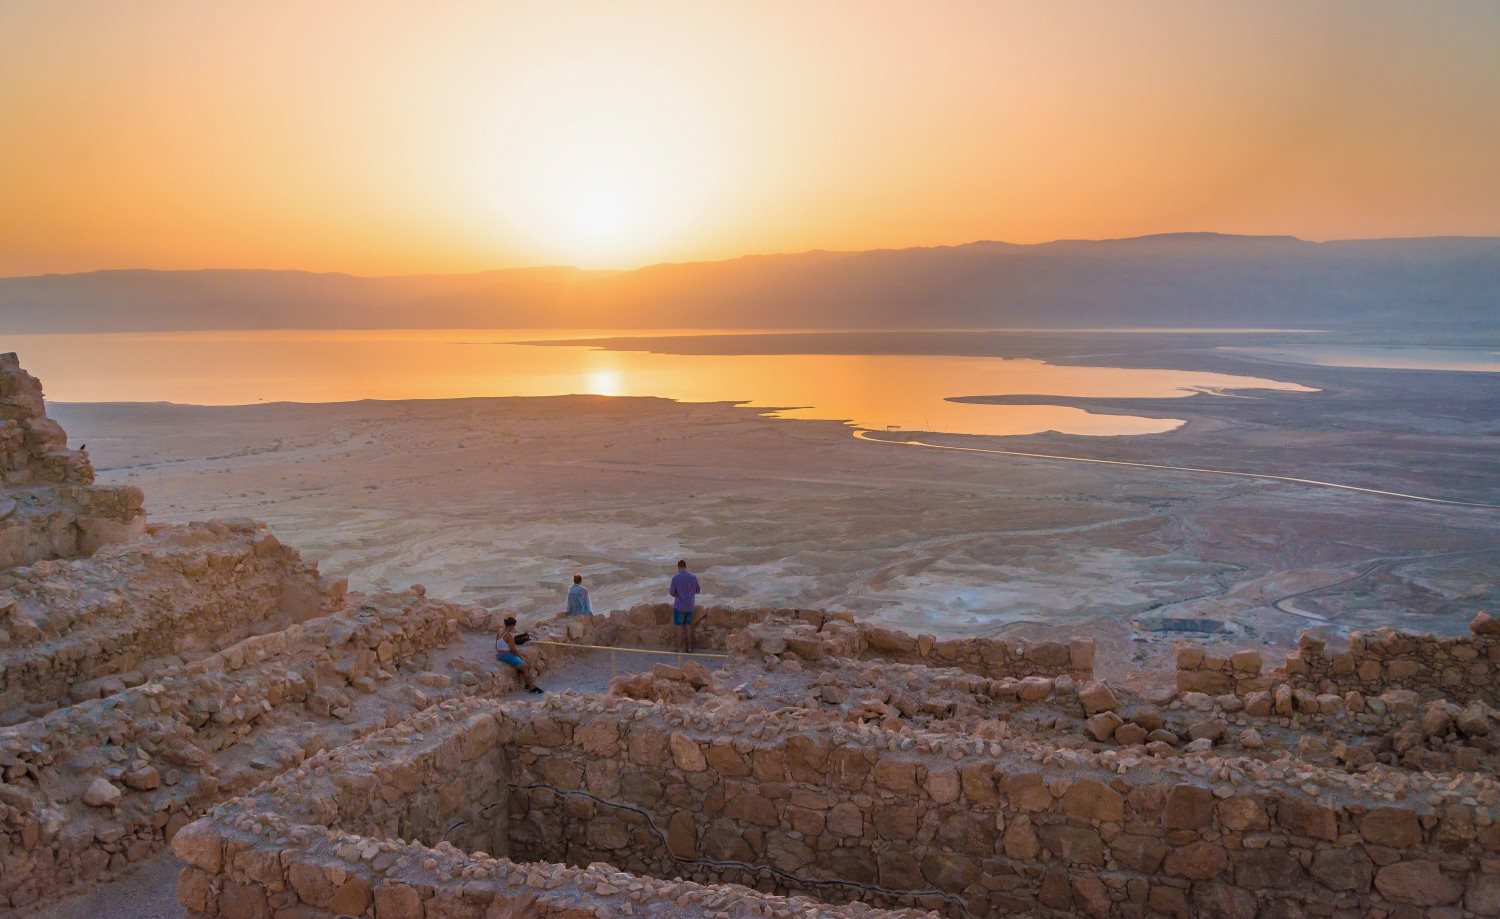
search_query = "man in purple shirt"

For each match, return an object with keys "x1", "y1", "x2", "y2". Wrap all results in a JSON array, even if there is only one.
[{"x1": 669, "y1": 559, "x2": 702, "y2": 652}]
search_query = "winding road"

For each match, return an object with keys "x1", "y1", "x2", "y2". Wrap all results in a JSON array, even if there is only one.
[{"x1": 1267, "y1": 546, "x2": 1500, "y2": 621}]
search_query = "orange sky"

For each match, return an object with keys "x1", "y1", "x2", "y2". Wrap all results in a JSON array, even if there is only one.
[{"x1": 2, "y1": 1, "x2": 1498, "y2": 276}]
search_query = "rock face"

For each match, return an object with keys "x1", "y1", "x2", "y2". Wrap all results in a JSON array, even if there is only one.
[{"x1": 0, "y1": 352, "x2": 145, "y2": 569}]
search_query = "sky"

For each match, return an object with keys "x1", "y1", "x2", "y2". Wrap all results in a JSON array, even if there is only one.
[{"x1": 2, "y1": 1, "x2": 1498, "y2": 276}]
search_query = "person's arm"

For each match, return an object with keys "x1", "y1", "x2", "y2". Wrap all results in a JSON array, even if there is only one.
[
  {"x1": 582, "y1": 586, "x2": 592, "y2": 612},
  {"x1": 669, "y1": 578, "x2": 679, "y2": 598}
]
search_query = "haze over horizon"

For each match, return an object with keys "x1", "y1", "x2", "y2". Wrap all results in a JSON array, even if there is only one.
[{"x1": 3, "y1": 1, "x2": 1499, "y2": 278}]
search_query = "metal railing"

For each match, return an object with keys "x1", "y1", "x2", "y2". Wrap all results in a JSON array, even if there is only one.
[{"x1": 529, "y1": 639, "x2": 728, "y2": 680}]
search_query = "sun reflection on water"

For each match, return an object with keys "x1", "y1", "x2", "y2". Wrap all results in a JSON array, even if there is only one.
[{"x1": 8, "y1": 329, "x2": 1316, "y2": 438}]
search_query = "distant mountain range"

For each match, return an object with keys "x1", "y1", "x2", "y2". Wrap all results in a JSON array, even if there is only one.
[{"x1": 3, "y1": 233, "x2": 1497, "y2": 332}]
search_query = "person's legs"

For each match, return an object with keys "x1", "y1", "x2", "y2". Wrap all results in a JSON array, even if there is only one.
[
  {"x1": 685, "y1": 619, "x2": 695, "y2": 653},
  {"x1": 498, "y1": 652, "x2": 539, "y2": 692}
]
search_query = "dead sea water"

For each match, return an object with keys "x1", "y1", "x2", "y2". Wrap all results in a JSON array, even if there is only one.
[{"x1": 10, "y1": 329, "x2": 1313, "y2": 437}]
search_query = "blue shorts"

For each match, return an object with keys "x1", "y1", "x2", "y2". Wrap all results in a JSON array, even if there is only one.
[
  {"x1": 496, "y1": 652, "x2": 524, "y2": 668},
  {"x1": 672, "y1": 610, "x2": 694, "y2": 626}
]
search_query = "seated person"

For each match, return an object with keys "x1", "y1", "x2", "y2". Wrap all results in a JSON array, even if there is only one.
[{"x1": 496, "y1": 616, "x2": 542, "y2": 694}]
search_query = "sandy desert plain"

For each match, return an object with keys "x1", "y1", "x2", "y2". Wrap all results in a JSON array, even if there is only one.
[{"x1": 44, "y1": 328, "x2": 1500, "y2": 685}]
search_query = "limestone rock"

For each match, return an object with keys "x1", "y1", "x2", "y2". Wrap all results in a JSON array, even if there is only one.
[
  {"x1": 668, "y1": 732, "x2": 706, "y2": 772},
  {"x1": 83, "y1": 777, "x2": 121, "y2": 808},
  {"x1": 1077, "y1": 681, "x2": 1118, "y2": 715},
  {"x1": 122, "y1": 765, "x2": 160, "y2": 791},
  {"x1": 1471, "y1": 610, "x2": 1500, "y2": 635},
  {"x1": 1113, "y1": 722, "x2": 1148, "y2": 745},
  {"x1": 1374, "y1": 860, "x2": 1462, "y2": 906},
  {"x1": 1084, "y1": 711, "x2": 1123, "y2": 742},
  {"x1": 1016, "y1": 676, "x2": 1053, "y2": 701},
  {"x1": 1456, "y1": 702, "x2": 1490, "y2": 737}
]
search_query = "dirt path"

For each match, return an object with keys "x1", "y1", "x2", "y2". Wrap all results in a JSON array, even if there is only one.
[{"x1": 31, "y1": 852, "x2": 184, "y2": 919}]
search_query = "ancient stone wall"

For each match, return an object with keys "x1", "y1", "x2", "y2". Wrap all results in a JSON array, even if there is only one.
[
  {"x1": 0, "y1": 352, "x2": 145, "y2": 569},
  {"x1": 731, "y1": 615, "x2": 1094, "y2": 681},
  {"x1": 172, "y1": 700, "x2": 939, "y2": 919},
  {"x1": 179, "y1": 693, "x2": 1500, "y2": 918},
  {"x1": 0, "y1": 590, "x2": 488, "y2": 910},
  {"x1": 316, "y1": 710, "x2": 513, "y2": 859},
  {"x1": 1178, "y1": 613, "x2": 1500, "y2": 707},
  {"x1": 521, "y1": 605, "x2": 1094, "y2": 684},
  {"x1": 0, "y1": 519, "x2": 343, "y2": 720},
  {"x1": 1280, "y1": 616, "x2": 1500, "y2": 704},
  {"x1": 522, "y1": 602, "x2": 797, "y2": 654}
]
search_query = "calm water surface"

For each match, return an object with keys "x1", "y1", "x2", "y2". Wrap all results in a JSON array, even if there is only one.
[
  {"x1": 11, "y1": 330, "x2": 1314, "y2": 437},
  {"x1": 1224, "y1": 345, "x2": 1500, "y2": 373}
]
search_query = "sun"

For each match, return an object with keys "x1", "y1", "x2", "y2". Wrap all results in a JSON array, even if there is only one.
[
  {"x1": 478, "y1": 62, "x2": 722, "y2": 268},
  {"x1": 558, "y1": 170, "x2": 638, "y2": 253}
]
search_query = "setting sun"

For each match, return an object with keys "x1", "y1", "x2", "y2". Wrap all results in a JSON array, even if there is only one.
[{"x1": 473, "y1": 50, "x2": 725, "y2": 266}]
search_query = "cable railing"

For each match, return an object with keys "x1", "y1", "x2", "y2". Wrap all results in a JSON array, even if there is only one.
[{"x1": 528, "y1": 639, "x2": 728, "y2": 680}]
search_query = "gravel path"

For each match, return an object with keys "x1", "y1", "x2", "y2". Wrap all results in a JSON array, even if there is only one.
[{"x1": 32, "y1": 851, "x2": 184, "y2": 919}]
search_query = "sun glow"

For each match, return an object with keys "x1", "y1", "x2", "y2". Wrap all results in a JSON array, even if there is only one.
[
  {"x1": 585, "y1": 370, "x2": 623, "y2": 396},
  {"x1": 3, "y1": 4, "x2": 1499, "y2": 275},
  {"x1": 475, "y1": 53, "x2": 728, "y2": 267}
]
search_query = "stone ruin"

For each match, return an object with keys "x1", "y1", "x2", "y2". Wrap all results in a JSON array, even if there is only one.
[
  {"x1": 0, "y1": 353, "x2": 1498, "y2": 917},
  {"x1": 0, "y1": 352, "x2": 144, "y2": 568}
]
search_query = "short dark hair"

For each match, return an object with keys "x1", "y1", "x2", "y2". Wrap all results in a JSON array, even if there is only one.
[
  {"x1": 677, "y1": 559, "x2": 687, "y2": 568},
  {"x1": 503, "y1": 616, "x2": 517, "y2": 627},
  {"x1": 573, "y1": 574, "x2": 583, "y2": 584}
]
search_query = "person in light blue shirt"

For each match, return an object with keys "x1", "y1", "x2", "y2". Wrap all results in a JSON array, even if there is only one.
[
  {"x1": 669, "y1": 559, "x2": 702, "y2": 652},
  {"x1": 566, "y1": 573, "x2": 592, "y2": 616}
]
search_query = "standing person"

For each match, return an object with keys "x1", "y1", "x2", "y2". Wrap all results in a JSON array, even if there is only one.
[
  {"x1": 566, "y1": 573, "x2": 592, "y2": 616},
  {"x1": 668, "y1": 559, "x2": 702, "y2": 653},
  {"x1": 496, "y1": 617, "x2": 542, "y2": 694}
]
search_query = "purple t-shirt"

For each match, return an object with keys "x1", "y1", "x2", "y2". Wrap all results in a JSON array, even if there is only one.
[{"x1": 669, "y1": 570, "x2": 701, "y2": 613}]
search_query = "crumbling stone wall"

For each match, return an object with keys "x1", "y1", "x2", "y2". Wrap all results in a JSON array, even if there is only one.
[
  {"x1": 1174, "y1": 645, "x2": 1271, "y2": 697},
  {"x1": 0, "y1": 520, "x2": 344, "y2": 719},
  {"x1": 1279, "y1": 615, "x2": 1500, "y2": 704},
  {"x1": 0, "y1": 352, "x2": 145, "y2": 569},
  {"x1": 180, "y1": 694, "x2": 1500, "y2": 918},
  {"x1": 1178, "y1": 613, "x2": 1500, "y2": 707},
  {"x1": 0, "y1": 590, "x2": 485, "y2": 910},
  {"x1": 730, "y1": 614, "x2": 1094, "y2": 681},
  {"x1": 522, "y1": 605, "x2": 1094, "y2": 684},
  {"x1": 316, "y1": 710, "x2": 512, "y2": 858},
  {"x1": 173, "y1": 700, "x2": 940, "y2": 919},
  {"x1": 523, "y1": 602, "x2": 795, "y2": 653},
  {"x1": 498, "y1": 698, "x2": 1500, "y2": 918}
]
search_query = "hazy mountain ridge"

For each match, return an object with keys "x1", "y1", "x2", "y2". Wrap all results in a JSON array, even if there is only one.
[{"x1": 3, "y1": 234, "x2": 1497, "y2": 332}]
